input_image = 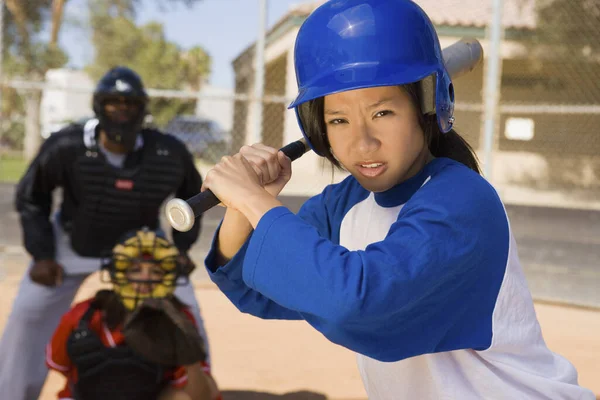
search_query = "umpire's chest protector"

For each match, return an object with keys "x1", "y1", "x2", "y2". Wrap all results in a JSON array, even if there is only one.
[{"x1": 66, "y1": 126, "x2": 186, "y2": 258}]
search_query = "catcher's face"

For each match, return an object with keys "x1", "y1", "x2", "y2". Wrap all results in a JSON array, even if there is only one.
[
  {"x1": 126, "y1": 261, "x2": 166, "y2": 295},
  {"x1": 111, "y1": 254, "x2": 179, "y2": 310}
]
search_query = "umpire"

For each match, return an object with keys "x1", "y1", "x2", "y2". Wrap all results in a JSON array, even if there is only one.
[{"x1": 0, "y1": 66, "x2": 211, "y2": 399}]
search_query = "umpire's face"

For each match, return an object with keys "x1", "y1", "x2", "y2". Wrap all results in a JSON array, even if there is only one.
[{"x1": 103, "y1": 96, "x2": 144, "y2": 124}]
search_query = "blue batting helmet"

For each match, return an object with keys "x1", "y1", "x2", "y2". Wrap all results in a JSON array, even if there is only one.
[{"x1": 289, "y1": 0, "x2": 454, "y2": 155}]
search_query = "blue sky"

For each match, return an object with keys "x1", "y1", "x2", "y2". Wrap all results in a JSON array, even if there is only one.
[{"x1": 60, "y1": 0, "x2": 307, "y2": 89}]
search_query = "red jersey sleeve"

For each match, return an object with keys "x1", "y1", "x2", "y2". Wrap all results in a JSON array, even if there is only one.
[{"x1": 45, "y1": 300, "x2": 93, "y2": 375}]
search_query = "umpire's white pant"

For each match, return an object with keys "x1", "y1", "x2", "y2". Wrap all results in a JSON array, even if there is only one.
[{"x1": 0, "y1": 219, "x2": 211, "y2": 400}]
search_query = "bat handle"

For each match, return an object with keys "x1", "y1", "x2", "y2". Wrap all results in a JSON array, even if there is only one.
[{"x1": 166, "y1": 139, "x2": 308, "y2": 232}]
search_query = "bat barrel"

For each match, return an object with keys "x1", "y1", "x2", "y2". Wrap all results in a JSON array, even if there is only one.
[{"x1": 443, "y1": 38, "x2": 484, "y2": 79}]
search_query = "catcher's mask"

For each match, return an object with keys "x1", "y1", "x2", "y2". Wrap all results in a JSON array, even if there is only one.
[{"x1": 101, "y1": 228, "x2": 188, "y2": 310}]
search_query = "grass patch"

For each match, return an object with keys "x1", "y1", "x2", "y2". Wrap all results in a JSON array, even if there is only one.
[
  {"x1": 0, "y1": 153, "x2": 27, "y2": 183},
  {"x1": 0, "y1": 155, "x2": 217, "y2": 183}
]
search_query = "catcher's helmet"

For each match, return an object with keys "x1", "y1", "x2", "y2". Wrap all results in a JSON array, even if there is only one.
[
  {"x1": 289, "y1": 0, "x2": 455, "y2": 155},
  {"x1": 92, "y1": 66, "x2": 148, "y2": 151},
  {"x1": 101, "y1": 227, "x2": 187, "y2": 310}
]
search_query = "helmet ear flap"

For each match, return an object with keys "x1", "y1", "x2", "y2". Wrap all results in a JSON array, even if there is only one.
[
  {"x1": 435, "y1": 71, "x2": 455, "y2": 133},
  {"x1": 418, "y1": 72, "x2": 455, "y2": 133},
  {"x1": 419, "y1": 74, "x2": 437, "y2": 116}
]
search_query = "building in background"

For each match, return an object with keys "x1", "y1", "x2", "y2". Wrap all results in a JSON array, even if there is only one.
[{"x1": 40, "y1": 69, "x2": 95, "y2": 139}]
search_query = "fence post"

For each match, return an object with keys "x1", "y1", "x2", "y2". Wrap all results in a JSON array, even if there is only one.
[
  {"x1": 251, "y1": 0, "x2": 268, "y2": 145},
  {"x1": 481, "y1": 0, "x2": 505, "y2": 180}
]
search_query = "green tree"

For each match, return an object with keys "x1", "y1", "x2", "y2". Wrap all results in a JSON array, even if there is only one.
[
  {"x1": 3, "y1": 0, "x2": 69, "y2": 158},
  {"x1": 1, "y1": 0, "x2": 204, "y2": 158},
  {"x1": 86, "y1": 2, "x2": 211, "y2": 126}
]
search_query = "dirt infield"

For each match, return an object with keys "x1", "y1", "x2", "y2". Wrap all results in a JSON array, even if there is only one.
[{"x1": 0, "y1": 269, "x2": 596, "y2": 400}]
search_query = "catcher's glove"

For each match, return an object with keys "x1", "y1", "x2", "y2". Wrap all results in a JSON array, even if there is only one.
[{"x1": 123, "y1": 297, "x2": 206, "y2": 366}]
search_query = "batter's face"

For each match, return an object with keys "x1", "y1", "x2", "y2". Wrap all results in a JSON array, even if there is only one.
[{"x1": 324, "y1": 86, "x2": 431, "y2": 192}]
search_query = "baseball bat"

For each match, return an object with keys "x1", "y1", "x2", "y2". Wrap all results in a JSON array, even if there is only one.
[{"x1": 166, "y1": 37, "x2": 484, "y2": 232}]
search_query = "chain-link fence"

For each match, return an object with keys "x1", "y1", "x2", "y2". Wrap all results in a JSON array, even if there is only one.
[
  {"x1": 0, "y1": 0, "x2": 598, "y2": 198},
  {"x1": 498, "y1": 0, "x2": 600, "y2": 200}
]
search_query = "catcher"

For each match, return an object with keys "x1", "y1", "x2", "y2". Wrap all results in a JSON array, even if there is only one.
[{"x1": 45, "y1": 227, "x2": 221, "y2": 400}]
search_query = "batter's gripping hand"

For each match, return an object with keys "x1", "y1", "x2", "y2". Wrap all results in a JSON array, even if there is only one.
[{"x1": 123, "y1": 297, "x2": 207, "y2": 366}]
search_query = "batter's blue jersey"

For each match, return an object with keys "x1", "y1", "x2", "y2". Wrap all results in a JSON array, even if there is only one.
[{"x1": 206, "y1": 157, "x2": 592, "y2": 399}]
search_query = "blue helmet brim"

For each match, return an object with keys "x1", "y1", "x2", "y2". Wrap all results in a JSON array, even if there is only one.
[{"x1": 288, "y1": 62, "x2": 439, "y2": 109}]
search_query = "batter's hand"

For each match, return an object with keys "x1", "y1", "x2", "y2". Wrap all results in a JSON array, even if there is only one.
[
  {"x1": 201, "y1": 153, "x2": 267, "y2": 211},
  {"x1": 239, "y1": 144, "x2": 292, "y2": 198},
  {"x1": 29, "y1": 259, "x2": 64, "y2": 287}
]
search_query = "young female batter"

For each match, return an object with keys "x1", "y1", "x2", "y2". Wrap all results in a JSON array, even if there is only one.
[{"x1": 201, "y1": 0, "x2": 593, "y2": 398}]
